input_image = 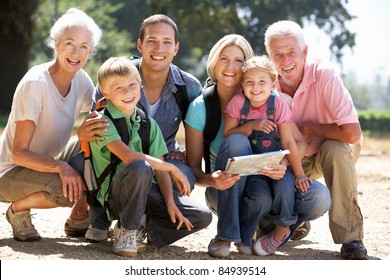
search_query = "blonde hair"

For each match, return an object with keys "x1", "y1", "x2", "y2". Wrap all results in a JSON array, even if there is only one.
[
  {"x1": 48, "y1": 8, "x2": 102, "y2": 57},
  {"x1": 242, "y1": 55, "x2": 277, "y2": 82},
  {"x1": 207, "y1": 34, "x2": 254, "y2": 84},
  {"x1": 97, "y1": 57, "x2": 141, "y2": 93}
]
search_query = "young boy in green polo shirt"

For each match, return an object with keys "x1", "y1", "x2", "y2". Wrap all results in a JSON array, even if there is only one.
[{"x1": 91, "y1": 56, "x2": 192, "y2": 257}]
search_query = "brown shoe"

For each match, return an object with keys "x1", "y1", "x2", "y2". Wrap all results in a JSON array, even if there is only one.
[
  {"x1": 291, "y1": 221, "x2": 311, "y2": 241},
  {"x1": 6, "y1": 205, "x2": 41, "y2": 242},
  {"x1": 64, "y1": 217, "x2": 90, "y2": 237}
]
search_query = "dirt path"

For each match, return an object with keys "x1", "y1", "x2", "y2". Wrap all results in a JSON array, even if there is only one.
[{"x1": 0, "y1": 144, "x2": 389, "y2": 261}]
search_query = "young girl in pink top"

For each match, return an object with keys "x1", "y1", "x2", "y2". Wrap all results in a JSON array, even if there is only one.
[{"x1": 224, "y1": 55, "x2": 312, "y2": 255}]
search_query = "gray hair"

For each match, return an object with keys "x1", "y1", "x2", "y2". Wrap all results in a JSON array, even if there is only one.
[
  {"x1": 264, "y1": 20, "x2": 306, "y2": 55},
  {"x1": 48, "y1": 8, "x2": 102, "y2": 57}
]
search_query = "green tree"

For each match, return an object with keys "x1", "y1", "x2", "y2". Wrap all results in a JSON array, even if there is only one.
[
  {"x1": 0, "y1": 0, "x2": 356, "y2": 114},
  {"x1": 0, "y1": 0, "x2": 41, "y2": 114}
]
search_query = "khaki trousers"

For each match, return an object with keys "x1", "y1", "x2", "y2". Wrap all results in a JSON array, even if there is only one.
[{"x1": 302, "y1": 139, "x2": 363, "y2": 244}]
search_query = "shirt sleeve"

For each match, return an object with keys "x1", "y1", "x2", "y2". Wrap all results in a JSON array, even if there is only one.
[{"x1": 225, "y1": 93, "x2": 246, "y2": 120}]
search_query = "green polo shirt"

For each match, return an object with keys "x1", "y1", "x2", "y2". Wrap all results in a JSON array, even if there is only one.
[{"x1": 90, "y1": 101, "x2": 168, "y2": 208}]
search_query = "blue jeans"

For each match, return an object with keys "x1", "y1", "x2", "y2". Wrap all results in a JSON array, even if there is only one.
[
  {"x1": 87, "y1": 157, "x2": 211, "y2": 248},
  {"x1": 205, "y1": 134, "x2": 331, "y2": 246},
  {"x1": 206, "y1": 134, "x2": 273, "y2": 246}
]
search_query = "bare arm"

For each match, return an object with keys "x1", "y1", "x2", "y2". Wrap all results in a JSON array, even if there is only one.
[
  {"x1": 300, "y1": 122, "x2": 362, "y2": 144},
  {"x1": 279, "y1": 122, "x2": 312, "y2": 191},
  {"x1": 12, "y1": 120, "x2": 84, "y2": 202},
  {"x1": 185, "y1": 124, "x2": 240, "y2": 190},
  {"x1": 155, "y1": 168, "x2": 193, "y2": 231}
]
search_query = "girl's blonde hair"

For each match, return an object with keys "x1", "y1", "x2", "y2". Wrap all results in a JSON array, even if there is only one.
[
  {"x1": 242, "y1": 55, "x2": 277, "y2": 82},
  {"x1": 97, "y1": 57, "x2": 141, "y2": 93}
]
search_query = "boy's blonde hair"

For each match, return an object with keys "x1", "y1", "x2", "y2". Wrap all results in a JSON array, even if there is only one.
[
  {"x1": 97, "y1": 57, "x2": 141, "y2": 93},
  {"x1": 242, "y1": 55, "x2": 277, "y2": 82}
]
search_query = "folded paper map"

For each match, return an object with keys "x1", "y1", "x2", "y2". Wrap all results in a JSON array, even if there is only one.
[{"x1": 225, "y1": 150, "x2": 290, "y2": 176}]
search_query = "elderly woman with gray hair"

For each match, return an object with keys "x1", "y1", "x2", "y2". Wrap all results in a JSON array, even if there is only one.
[{"x1": 0, "y1": 8, "x2": 102, "y2": 241}]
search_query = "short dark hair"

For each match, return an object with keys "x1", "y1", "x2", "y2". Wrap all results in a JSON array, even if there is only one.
[{"x1": 139, "y1": 14, "x2": 178, "y2": 43}]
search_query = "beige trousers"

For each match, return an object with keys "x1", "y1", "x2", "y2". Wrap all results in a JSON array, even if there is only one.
[{"x1": 302, "y1": 139, "x2": 363, "y2": 244}]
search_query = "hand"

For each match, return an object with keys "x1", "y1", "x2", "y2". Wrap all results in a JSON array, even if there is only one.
[
  {"x1": 295, "y1": 175, "x2": 313, "y2": 192},
  {"x1": 252, "y1": 119, "x2": 277, "y2": 134},
  {"x1": 167, "y1": 203, "x2": 194, "y2": 231},
  {"x1": 260, "y1": 162, "x2": 287, "y2": 180},
  {"x1": 77, "y1": 111, "x2": 109, "y2": 142},
  {"x1": 170, "y1": 166, "x2": 191, "y2": 197},
  {"x1": 166, "y1": 150, "x2": 188, "y2": 164},
  {"x1": 58, "y1": 162, "x2": 86, "y2": 203},
  {"x1": 211, "y1": 170, "x2": 240, "y2": 191}
]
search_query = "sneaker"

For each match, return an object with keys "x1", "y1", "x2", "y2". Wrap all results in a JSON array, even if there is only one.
[
  {"x1": 6, "y1": 205, "x2": 41, "y2": 242},
  {"x1": 85, "y1": 225, "x2": 109, "y2": 242},
  {"x1": 113, "y1": 227, "x2": 138, "y2": 257},
  {"x1": 340, "y1": 240, "x2": 368, "y2": 260},
  {"x1": 113, "y1": 223, "x2": 147, "y2": 254},
  {"x1": 291, "y1": 221, "x2": 311, "y2": 241},
  {"x1": 253, "y1": 231, "x2": 288, "y2": 256}
]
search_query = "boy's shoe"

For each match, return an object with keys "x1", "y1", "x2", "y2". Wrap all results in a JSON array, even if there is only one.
[
  {"x1": 64, "y1": 216, "x2": 90, "y2": 237},
  {"x1": 253, "y1": 231, "x2": 288, "y2": 256},
  {"x1": 340, "y1": 240, "x2": 368, "y2": 260},
  {"x1": 113, "y1": 227, "x2": 142, "y2": 257},
  {"x1": 85, "y1": 225, "x2": 110, "y2": 242},
  {"x1": 113, "y1": 223, "x2": 147, "y2": 255},
  {"x1": 6, "y1": 205, "x2": 41, "y2": 242}
]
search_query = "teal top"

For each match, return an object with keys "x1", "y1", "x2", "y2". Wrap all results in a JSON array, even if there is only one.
[{"x1": 90, "y1": 101, "x2": 167, "y2": 211}]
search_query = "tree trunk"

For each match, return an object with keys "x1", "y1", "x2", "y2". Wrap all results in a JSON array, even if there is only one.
[{"x1": 0, "y1": 36, "x2": 30, "y2": 115}]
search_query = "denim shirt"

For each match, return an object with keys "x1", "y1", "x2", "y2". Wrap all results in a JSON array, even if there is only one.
[{"x1": 92, "y1": 61, "x2": 202, "y2": 151}]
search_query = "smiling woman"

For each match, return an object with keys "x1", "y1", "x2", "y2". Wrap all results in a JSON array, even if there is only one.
[{"x1": 0, "y1": 8, "x2": 102, "y2": 243}]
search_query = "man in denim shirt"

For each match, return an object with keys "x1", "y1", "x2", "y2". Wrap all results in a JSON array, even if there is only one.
[{"x1": 83, "y1": 14, "x2": 212, "y2": 247}]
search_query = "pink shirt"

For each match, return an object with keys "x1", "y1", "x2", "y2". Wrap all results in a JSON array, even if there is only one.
[
  {"x1": 225, "y1": 92, "x2": 293, "y2": 129},
  {"x1": 277, "y1": 59, "x2": 362, "y2": 156}
]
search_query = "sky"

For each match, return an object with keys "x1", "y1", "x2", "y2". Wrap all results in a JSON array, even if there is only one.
[{"x1": 303, "y1": 0, "x2": 390, "y2": 85}]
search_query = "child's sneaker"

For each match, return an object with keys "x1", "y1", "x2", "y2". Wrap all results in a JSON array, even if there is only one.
[
  {"x1": 113, "y1": 223, "x2": 147, "y2": 255},
  {"x1": 252, "y1": 231, "x2": 288, "y2": 256},
  {"x1": 85, "y1": 225, "x2": 110, "y2": 242},
  {"x1": 6, "y1": 205, "x2": 41, "y2": 242},
  {"x1": 113, "y1": 227, "x2": 138, "y2": 257}
]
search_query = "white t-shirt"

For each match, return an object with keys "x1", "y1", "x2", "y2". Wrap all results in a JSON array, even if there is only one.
[{"x1": 0, "y1": 62, "x2": 94, "y2": 177}]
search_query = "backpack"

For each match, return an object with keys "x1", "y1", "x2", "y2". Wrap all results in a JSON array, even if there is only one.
[
  {"x1": 95, "y1": 97, "x2": 150, "y2": 187},
  {"x1": 202, "y1": 84, "x2": 221, "y2": 174},
  {"x1": 83, "y1": 97, "x2": 150, "y2": 206},
  {"x1": 130, "y1": 56, "x2": 190, "y2": 119}
]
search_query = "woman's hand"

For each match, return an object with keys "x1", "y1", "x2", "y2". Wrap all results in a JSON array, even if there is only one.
[
  {"x1": 58, "y1": 161, "x2": 86, "y2": 202},
  {"x1": 211, "y1": 170, "x2": 240, "y2": 190}
]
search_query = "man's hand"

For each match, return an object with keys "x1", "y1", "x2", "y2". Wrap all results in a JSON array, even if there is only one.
[{"x1": 77, "y1": 112, "x2": 109, "y2": 142}]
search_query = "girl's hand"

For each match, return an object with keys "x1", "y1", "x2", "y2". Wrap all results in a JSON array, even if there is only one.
[
  {"x1": 260, "y1": 162, "x2": 287, "y2": 180},
  {"x1": 251, "y1": 119, "x2": 277, "y2": 134}
]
